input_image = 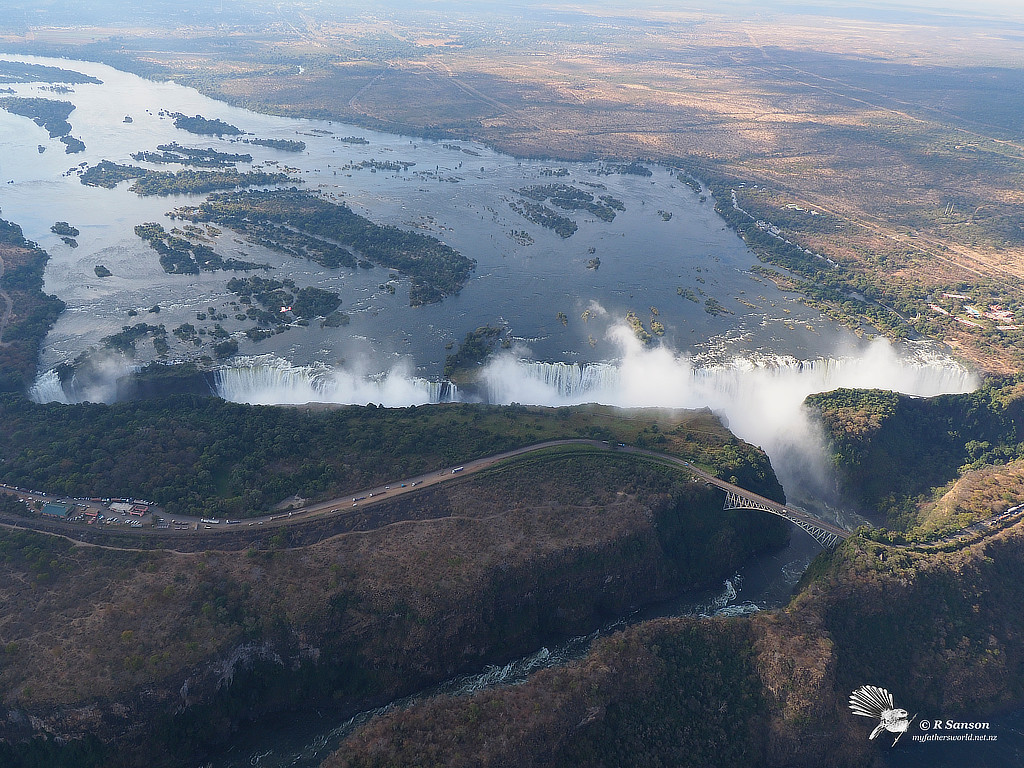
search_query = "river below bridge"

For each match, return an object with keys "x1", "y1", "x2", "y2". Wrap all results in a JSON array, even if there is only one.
[
  {"x1": 206, "y1": 530, "x2": 823, "y2": 768},
  {"x1": 0, "y1": 53, "x2": 1003, "y2": 766}
]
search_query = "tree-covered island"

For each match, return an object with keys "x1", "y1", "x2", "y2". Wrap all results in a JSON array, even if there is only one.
[
  {"x1": 178, "y1": 189, "x2": 475, "y2": 305},
  {"x1": 80, "y1": 160, "x2": 293, "y2": 196},
  {"x1": 134, "y1": 222, "x2": 269, "y2": 274},
  {"x1": 0, "y1": 97, "x2": 85, "y2": 153},
  {"x1": 517, "y1": 183, "x2": 625, "y2": 222},
  {"x1": 131, "y1": 143, "x2": 253, "y2": 168},
  {"x1": 168, "y1": 112, "x2": 243, "y2": 136}
]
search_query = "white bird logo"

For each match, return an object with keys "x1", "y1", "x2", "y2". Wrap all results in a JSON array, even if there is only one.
[{"x1": 849, "y1": 685, "x2": 914, "y2": 745}]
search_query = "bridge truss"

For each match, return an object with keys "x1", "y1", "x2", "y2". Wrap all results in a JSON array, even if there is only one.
[{"x1": 722, "y1": 490, "x2": 844, "y2": 550}]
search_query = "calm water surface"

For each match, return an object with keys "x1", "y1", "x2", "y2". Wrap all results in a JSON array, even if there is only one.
[
  {"x1": 1, "y1": 53, "x2": 854, "y2": 378},
  {"x1": 0, "y1": 54, "x2": 999, "y2": 768}
]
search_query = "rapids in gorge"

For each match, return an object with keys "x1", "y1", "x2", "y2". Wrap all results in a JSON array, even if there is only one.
[{"x1": 0, "y1": 52, "x2": 995, "y2": 768}]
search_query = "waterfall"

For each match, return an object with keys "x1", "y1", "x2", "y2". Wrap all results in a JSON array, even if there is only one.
[
  {"x1": 29, "y1": 364, "x2": 136, "y2": 404},
  {"x1": 481, "y1": 345, "x2": 977, "y2": 408},
  {"x1": 33, "y1": 337, "x2": 974, "y2": 429},
  {"x1": 215, "y1": 355, "x2": 458, "y2": 406},
  {"x1": 478, "y1": 338, "x2": 977, "y2": 504},
  {"x1": 28, "y1": 369, "x2": 71, "y2": 404},
  {"x1": 483, "y1": 359, "x2": 620, "y2": 402}
]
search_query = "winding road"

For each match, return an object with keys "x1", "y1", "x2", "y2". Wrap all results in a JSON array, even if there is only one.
[{"x1": 2, "y1": 439, "x2": 849, "y2": 547}]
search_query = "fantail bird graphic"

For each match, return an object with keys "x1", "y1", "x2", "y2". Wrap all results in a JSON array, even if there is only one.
[{"x1": 849, "y1": 685, "x2": 914, "y2": 745}]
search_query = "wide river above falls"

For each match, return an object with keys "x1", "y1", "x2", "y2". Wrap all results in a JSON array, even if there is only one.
[
  {"x1": 0, "y1": 52, "x2": 1006, "y2": 768},
  {"x1": 0, "y1": 53, "x2": 960, "y2": 379},
  {"x1": 0, "y1": 54, "x2": 978, "y2": 500}
]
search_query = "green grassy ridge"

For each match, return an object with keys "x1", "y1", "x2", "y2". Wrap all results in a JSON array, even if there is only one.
[
  {"x1": 0, "y1": 396, "x2": 781, "y2": 520},
  {"x1": 806, "y1": 378, "x2": 1024, "y2": 531}
]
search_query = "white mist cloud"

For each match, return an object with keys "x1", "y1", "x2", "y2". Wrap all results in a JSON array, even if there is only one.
[
  {"x1": 479, "y1": 326, "x2": 978, "y2": 502},
  {"x1": 215, "y1": 355, "x2": 445, "y2": 407},
  {"x1": 29, "y1": 351, "x2": 136, "y2": 404}
]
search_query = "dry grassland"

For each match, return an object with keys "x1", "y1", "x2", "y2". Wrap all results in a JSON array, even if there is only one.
[{"x1": 4, "y1": 5, "x2": 1024, "y2": 369}]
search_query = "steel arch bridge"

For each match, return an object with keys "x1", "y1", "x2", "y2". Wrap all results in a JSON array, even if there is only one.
[
  {"x1": 621, "y1": 446, "x2": 850, "y2": 550},
  {"x1": 721, "y1": 489, "x2": 846, "y2": 549}
]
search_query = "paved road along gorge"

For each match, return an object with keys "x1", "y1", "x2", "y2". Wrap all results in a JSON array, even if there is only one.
[{"x1": 1, "y1": 439, "x2": 850, "y2": 546}]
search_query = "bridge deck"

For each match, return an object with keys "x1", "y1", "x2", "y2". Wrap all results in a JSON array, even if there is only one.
[{"x1": 622, "y1": 446, "x2": 850, "y2": 546}]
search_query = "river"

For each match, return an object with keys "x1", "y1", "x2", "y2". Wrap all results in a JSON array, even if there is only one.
[
  {"x1": 0, "y1": 53, "x2": 997, "y2": 766},
  {"x1": 0, "y1": 53, "x2": 970, "y2": 387},
  {"x1": 207, "y1": 532, "x2": 824, "y2": 768}
]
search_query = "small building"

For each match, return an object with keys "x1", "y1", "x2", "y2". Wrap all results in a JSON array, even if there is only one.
[
  {"x1": 41, "y1": 503, "x2": 73, "y2": 519},
  {"x1": 109, "y1": 501, "x2": 133, "y2": 514}
]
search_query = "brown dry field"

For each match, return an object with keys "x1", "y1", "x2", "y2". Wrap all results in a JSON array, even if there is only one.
[
  {"x1": 920, "y1": 459, "x2": 1024, "y2": 536},
  {"x1": 4, "y1": 5, "x2": 1024, "y2": 370}
]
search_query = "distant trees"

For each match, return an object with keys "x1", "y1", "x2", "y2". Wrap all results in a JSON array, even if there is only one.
[
  {"x1": 0, "y1": 219, "x2": 66, "y2": 394},
  {"x1": 183, "y1": 189, "x2": 475, "y2": 305}
]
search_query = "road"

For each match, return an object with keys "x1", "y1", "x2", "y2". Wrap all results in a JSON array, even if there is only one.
[
  {"x1": 8, "y1": 439, "x2": 1023, "y2": 552},
  {"x1": 1, "y1": 439, "x2": 848, "y2": 543}
]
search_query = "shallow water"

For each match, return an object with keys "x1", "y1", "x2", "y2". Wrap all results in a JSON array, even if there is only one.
[{"x1": 2, "y1": 52, "x2": 857, "y2": 380}]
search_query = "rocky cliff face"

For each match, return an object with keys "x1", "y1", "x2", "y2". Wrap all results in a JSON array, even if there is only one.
[
  {"x1": 0, "y1": 453, "x2": 787, "y2": 766},
  {"x1": 324, "y1": 518, "x2": 1024, "y2": 767}
]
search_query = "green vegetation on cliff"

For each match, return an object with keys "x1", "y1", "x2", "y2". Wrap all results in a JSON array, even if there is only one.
[
  {"x1": 0, "y1": 219, "x2": 66, "y2": 393},
  {"x1": 806, "y1": 379, "x2": 1024, "y2": 531},
  {"x1": 0, "y1": 397, "x2": 782, "y2": 520},
  {"x1": 317, "y1": 381, "x2": 1024, "y2": 768}
]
